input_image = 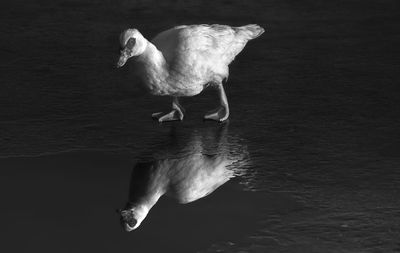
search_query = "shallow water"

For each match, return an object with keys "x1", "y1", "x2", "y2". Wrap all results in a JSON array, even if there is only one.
[{"x1": 1, "y1": 0, "x2": 400, "y2": 252}]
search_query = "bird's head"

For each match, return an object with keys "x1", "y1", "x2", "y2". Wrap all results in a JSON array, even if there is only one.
[
  {"x1": 117, "y1": 29, "x2": 147, "y2": 68},
  {"x1": 117, "y1": 204, "x2": 149, "y2": 232}
]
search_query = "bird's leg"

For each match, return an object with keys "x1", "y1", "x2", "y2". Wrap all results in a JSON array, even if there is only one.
[
  {"x1": 204, "y1": 83, "x2": 230, "y2": 122},
  {"x1": 152, "y1": 97, "x2": 185, "y2": 122}
]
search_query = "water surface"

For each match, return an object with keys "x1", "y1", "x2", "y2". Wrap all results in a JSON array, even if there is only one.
[{"x1": 1, "y1": 0, "x2": 400, "y2": 252}]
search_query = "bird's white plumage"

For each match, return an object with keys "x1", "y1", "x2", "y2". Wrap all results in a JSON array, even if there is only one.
[{"x1": 120, "y1": 24, "x2": 264, "y2": 97}]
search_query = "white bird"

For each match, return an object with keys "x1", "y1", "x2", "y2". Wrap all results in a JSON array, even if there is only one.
[
  {"x1": 120, "y1": 154, "x2": 235, "y2": 231},
  {"x1": 118, "y1": 125, "x2": 249, "y2": 231},
  {"x1": 117, "y1": 24, "x2": 264, "y2": 122}
]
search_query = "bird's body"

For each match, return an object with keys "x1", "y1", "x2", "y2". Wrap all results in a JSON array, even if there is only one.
[{"x1": 117, "y1": 24, "x2": 264, "y2": 121}]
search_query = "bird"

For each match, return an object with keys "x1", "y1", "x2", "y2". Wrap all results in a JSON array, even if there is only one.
[
  {"x1": 117, "y1": 24, "x2": 264, "y2": 122},
  {"x1": 117, "y1": 124, "x2": 249, "y2": 231},
  {"x1": 119, "y1": 154, "x2": 234, "y2": 231}
]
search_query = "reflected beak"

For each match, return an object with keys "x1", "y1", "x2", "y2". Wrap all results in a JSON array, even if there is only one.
[
  {"x1": 117, "y1": 55, "x2": 127, "y2": 68},
  {"x1": 120, "y1": 209, "x2": 138, "y2": 231},
  {"x1": 123, "y1": 221, "x2": 137, "y2": 232}
]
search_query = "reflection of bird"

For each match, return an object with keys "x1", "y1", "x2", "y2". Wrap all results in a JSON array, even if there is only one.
[
  {"x1": 117, "y1": 24, "x2": 264, "y2": 122},
  {"x1": 118, "y1": 125, "x2": 248, "y2": 231}
]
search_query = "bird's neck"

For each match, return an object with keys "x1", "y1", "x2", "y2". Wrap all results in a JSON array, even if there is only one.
[
  {"x1": 127, "y1": 161, "x2": 170, "y2": 212},
  {"x1": 127, "y1": 189, "x2": 164, "y2": 214},
  {"x1": 134, "y1": 41, "x2": 169, "y2": 94},
  {"x1": 124, "y1": 189, "x2": 163, "y2": 229}
]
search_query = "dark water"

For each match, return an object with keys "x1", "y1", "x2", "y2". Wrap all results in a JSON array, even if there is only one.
[{"x1": 1, "y1": 0, "x2": 400, "y2": 252}]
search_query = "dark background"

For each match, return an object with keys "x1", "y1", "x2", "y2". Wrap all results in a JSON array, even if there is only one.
[{"x1": 1, "y1": 0, "x2": 400, "y2": 252}]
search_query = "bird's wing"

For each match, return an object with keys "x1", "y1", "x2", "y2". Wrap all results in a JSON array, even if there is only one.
[
  {"x1": 151, "y1": 25, "x2": 188, "y2": 64},
  {"x1": 151, "y1": 24, "x2": 251, "y2": 67}
]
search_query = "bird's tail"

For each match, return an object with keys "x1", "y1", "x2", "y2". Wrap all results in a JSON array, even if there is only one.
[{"x1": 236, "y1": 24, "x2": 265, "y2": 40}]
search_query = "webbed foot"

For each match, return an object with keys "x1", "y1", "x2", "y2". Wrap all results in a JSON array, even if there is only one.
[
  {"x1": 152, "y1": 97, "x2": 185, "y2": 123},
  {"x1": 152, "y1": 110, "x2": 183, "y2": 122},
  {"x1": 204, "y1": 107, "x2": 229, "y2": 122}
]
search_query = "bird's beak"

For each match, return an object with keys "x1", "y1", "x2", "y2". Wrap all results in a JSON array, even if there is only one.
[
  {"x1": 117, "y1": 55, "x2": 127, "y2": 68},
  {"x1": 120, "y1": 209, "x2": 139, "y2": 232}
]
